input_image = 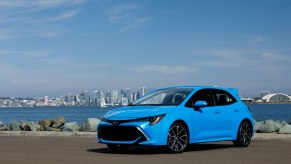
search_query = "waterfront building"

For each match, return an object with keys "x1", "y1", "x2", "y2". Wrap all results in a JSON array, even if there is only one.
[
  {"x1": 44, "y1": 96, "x2": 48, "y2": 106},
  {"x1": 121, "y1": 97, "x2": 128, "y2": 106},
  {"x1": 240, "y1": 97, "x2": 254, "y2": 103},
  {"x1": 261, "y1": 93, "x2": 291, "y2": 103},
  {"x1": 109, "y1": 90, "x2": 119, "y2": 105},
  {"x1": 126, "y1": 87, "x2": 132, "y2": 103},
  {"x1": 260, "y1": 91, "x2": 271, "y2": 98},
  {"x1": 139, "y1": 86, "x2": 146, "y2": 97}
]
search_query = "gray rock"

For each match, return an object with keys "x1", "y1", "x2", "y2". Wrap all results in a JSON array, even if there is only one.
[
  {"x1": 84, "y1": 118, "x2": 100, "y2": 132},
  {"x1": 52, "y1": 116, "x2": 65, "y2": 128},
  {"x1": 258, "y1": 119, "x2": 282, "y2": 133},
  {"x1": 62, "y1": 122, "x2": 80, "y2": 132},
  {"x1": 0, "y1": 122, "x2": 10, "y2": 131},
  {"x1": 19, "y1": 121, "x2": 29, "y2": 131},
  {"x1": 39, "y1": 119, "x2": 52, "y2": 131},
  {"x1": 279, "y1": 124, "x2": 291, "y2": 134},
  {"x1": 254, "y1": 121, "x2": 264, "y2": 132},
  {"x1": 79, "y1": 123, "x2": 86, "y2": 132},
  {"x1": 0, "y1": 121, "x2": 5, "y2": 126},
  {"x1": 281, "y1": 121, "x2": 288, "y2": 126},
  {"x1": 10, "y1": 121, "x2": 20, "y2": 131},
  {"x1": 26, "y1": 121, "x2": 40, "y2": 131}
]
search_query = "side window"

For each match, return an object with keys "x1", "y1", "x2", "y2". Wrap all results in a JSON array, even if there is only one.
[
  {"x1": 186, "y1": 89, "x2": 215, "y2": 107},
  {"x1": 212, "y1": 89, "x2": 237, "y2": 106}
]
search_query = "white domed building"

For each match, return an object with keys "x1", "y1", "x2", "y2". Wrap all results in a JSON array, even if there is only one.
[{"x1": 261, "y1": 93, "x2": 291, "y2": 103}]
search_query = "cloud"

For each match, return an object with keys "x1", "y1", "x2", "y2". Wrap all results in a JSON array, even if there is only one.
[
  {"x1": 248, "y1": 36, "x2": 266, "y2": 43},
  {"x1": 0, "y1": 28, "x2": 15, "y2": 39},
  {"x1": 107, "y1": 4, "x2": 141, "y2": 18},
  {"x1": 106, "y1": 3, "x2": 149, "y2": 32},
  {"x1": 0, "y1": 0, "x2": 85, "y2": 10},
  {"x1": 120, "y1": 17, "x2": 149, "y2": 32},
  {"x1": 126, "y1": 65, "x2": 197, "y2": 74},
  {"x1": 0, "y1": 0, "x2": 86, "y2": 39},
  {"x1": 198, "y1": 48, "x2": 291, "y2": 74},
  {"x1": 43, "y1": 10, "x2": 79, "y2": 22},
  {"x1": 0, "y1": 50, "x2": 48, "y2": 58},
  {"x1": 261, "y1": 52, "x2": 291, "y2": 61}
]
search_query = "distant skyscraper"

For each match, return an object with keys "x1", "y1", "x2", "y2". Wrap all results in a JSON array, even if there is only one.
[
  {"x1": 139, "y1": 86, "x2": 146, "y2": 98},
  {"x1": 125, "y1": 87, "x2": 131, "y2": 103},
  {"x1": 109, "y1": 90, "x2": 119, "y2": 104},
  {"x1": 44, "y1": 96, "x2": 48, "y2": 105}
]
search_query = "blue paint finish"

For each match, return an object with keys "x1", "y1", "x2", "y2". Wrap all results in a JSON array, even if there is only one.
[{"x1": 97, "y1": 86, "x2": 254, "y2": 147}]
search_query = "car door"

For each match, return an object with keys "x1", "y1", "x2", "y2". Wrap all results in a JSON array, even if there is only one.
[
  {"x1": 186, "y1": 89, "x2": 225, "y2": 142},
  {"x1": 210, "y1": 89, "x2": 239, "y2": 138}
]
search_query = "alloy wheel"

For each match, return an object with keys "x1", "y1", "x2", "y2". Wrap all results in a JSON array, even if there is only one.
[
  {"x1": 233, "y1": 121, "x2": 252, "y2": 147},
  {"x1": 167, "y1": 122, "x2": 188, "y2": 153}
]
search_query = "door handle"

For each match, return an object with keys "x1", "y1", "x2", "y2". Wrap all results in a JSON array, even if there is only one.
[
  {"x1": 214, "y1": 111, "x2": 221, "y2": 114},
  {"x1": 234, "y1": 109, "x2": 240, "y2": 112}
]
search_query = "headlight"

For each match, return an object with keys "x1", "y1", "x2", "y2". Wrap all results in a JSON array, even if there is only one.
[
  {"x1": 135, "y1": 114, "x2": 165, "y2": 126},
  {"x1": 99, "y1": 116, "x2": 107, "y2": 122}
]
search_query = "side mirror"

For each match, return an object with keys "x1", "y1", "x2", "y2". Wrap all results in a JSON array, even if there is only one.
[{"x1": 193, "y1": 101, "x2": 208, "y2": 110}]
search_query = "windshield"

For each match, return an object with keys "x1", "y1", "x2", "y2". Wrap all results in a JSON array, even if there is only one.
[{"x1": 130, "y1": 88, "x2": 193, "y2": 106}]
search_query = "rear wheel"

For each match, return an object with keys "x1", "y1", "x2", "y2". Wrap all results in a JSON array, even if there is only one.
[
  {"x1": 166, "y1": 122, "x2": 189, "y2": 153},
  {"x1": 233, "y1": 120, "x2": 252, "y2": 147},
  {"x1": 107, "y1": 144, "x2": 130, "y2": 153}
]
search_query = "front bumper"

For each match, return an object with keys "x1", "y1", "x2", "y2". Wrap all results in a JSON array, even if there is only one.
[{"x1": 97, "y1": 120, "x2": 168, "y2": 146}]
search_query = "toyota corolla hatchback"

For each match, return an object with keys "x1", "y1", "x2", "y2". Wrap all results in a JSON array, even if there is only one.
[{"x1": 97, "y1": 86, "x2": 254, "y2": 153}]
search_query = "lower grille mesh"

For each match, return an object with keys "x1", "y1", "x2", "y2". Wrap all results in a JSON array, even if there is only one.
[{"x1": 98, "y1": 126, "x2": 145, "y2": 141}]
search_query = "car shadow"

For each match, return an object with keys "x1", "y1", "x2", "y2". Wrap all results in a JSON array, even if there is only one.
[{"x1": 87, "y1": 142, "x2": 234, "y2": 155}]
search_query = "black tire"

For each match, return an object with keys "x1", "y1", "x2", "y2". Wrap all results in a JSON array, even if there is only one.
[
  {"x1": 107, "y1": 144, "x2": 130, "y2": 153},
  {"x1": 166, "y1": 122, "x2": 189, "y2": 153},
  {"x1": 233, "y1": 120, "x2": 252, "y2": 147}
]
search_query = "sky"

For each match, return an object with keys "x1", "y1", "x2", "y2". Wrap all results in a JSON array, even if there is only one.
[{"x1": 0, "y1": 0, "x2": 291, "y2": 98}]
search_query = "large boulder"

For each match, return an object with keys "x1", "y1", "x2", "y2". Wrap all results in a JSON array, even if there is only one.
[
  {"x1": 26, "y1": 121, "x2": 40, "y2": 131},
  {"x1": 52, "y1": 116, "x2": 65, "y2": 128},
  {"x1": 62, "y1": 122, "x2": 80, "y2": 132},
  {"x1": 279, "y1": 124, "x2": 291, "y2": 134},
  {"x1": 0, "y1": 121, "x2": 10, "y2": 131},
  {"x1": 254, "y1": 120, "x2": 264, "y2": 132},
  {"x1": 39, "y1": 119, "x2": 52, "y2": 131},
  {"x1": 10, "y1": 121, "x2": 20, "y2": 131},
  {"x1": 258, "y1": 119, "x2": 282, "y2": 133},
  {"x1": 84, "y1": 118, "x2": 100, "y2": 132},
  {"x1": 19, "y1": 121, "x2": 29, "y2": 131}
]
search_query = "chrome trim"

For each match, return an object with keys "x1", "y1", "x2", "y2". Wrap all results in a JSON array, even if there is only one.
[{"x1": 136, "y1": 126, "x2": 150, "y2": 141}]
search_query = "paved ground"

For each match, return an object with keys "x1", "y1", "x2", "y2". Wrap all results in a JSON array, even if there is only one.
[{"x1": 0, "y1": 136, "x2": 290, "y2": 164}]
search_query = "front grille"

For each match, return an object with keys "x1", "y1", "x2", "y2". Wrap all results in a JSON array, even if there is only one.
[{"x1": 98, "y1": 125, "x2": 146, "y2": 142}]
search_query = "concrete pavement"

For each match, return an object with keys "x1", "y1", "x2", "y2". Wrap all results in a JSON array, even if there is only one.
[{"x1": 0, "y1": 135, "x2": 291, "y2": 164}]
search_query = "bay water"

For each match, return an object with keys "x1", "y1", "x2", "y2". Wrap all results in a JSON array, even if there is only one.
[{"x1": 0, "y1": 104, "x2": 290, "y2": 123}]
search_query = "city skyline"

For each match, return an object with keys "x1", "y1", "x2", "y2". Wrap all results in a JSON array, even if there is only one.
[{"x1": 1, "y1": 0, "x2": 291, "y2": 97}]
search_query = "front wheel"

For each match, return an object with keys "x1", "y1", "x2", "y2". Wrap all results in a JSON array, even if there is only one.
[
  {"x1": 233, "y1": 120, "x2": 252, "y2": 147},
  {"x1": 166, "y1": 122, "x2": 189, "y2": 153},
  {"x1": 107, "y1": 144, "x2": 130, "y2": 153}
]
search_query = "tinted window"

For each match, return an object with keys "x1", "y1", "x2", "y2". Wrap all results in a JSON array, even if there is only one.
[
  {"x1": 211, "y1": 89, "x2": 237, "y2": 106},
  {"x1": 186, "y1": 89, "x2": 215, "y2": 107}
]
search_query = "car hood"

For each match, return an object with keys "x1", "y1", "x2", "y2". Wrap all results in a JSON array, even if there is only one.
[{"x1": 103, "y1": 106, "x2": 176, "y2": 120}]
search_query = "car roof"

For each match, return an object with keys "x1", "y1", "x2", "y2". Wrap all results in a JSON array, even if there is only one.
[
  {"x1": 159, "y1": 86, "x2": 218, "y2": 89},
  {"x1": 158, "y1": 86, "x2": 238, "y2": 95}
]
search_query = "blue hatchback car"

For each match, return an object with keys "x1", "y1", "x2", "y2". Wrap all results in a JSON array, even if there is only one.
[{"x1": 97, "y1": 86, "x2": 254, "y2": 153}]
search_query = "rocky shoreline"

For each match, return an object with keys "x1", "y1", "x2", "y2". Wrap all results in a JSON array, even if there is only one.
[
  {"x1": 255, "y1": 120, "x2": 291, "y2": 134},
  {"x1": 0, "y1": 116, "x2": 100, "y2": 132},
  {"x1": 0, "y1": 117, "x2": 291, "y2": 134}
]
